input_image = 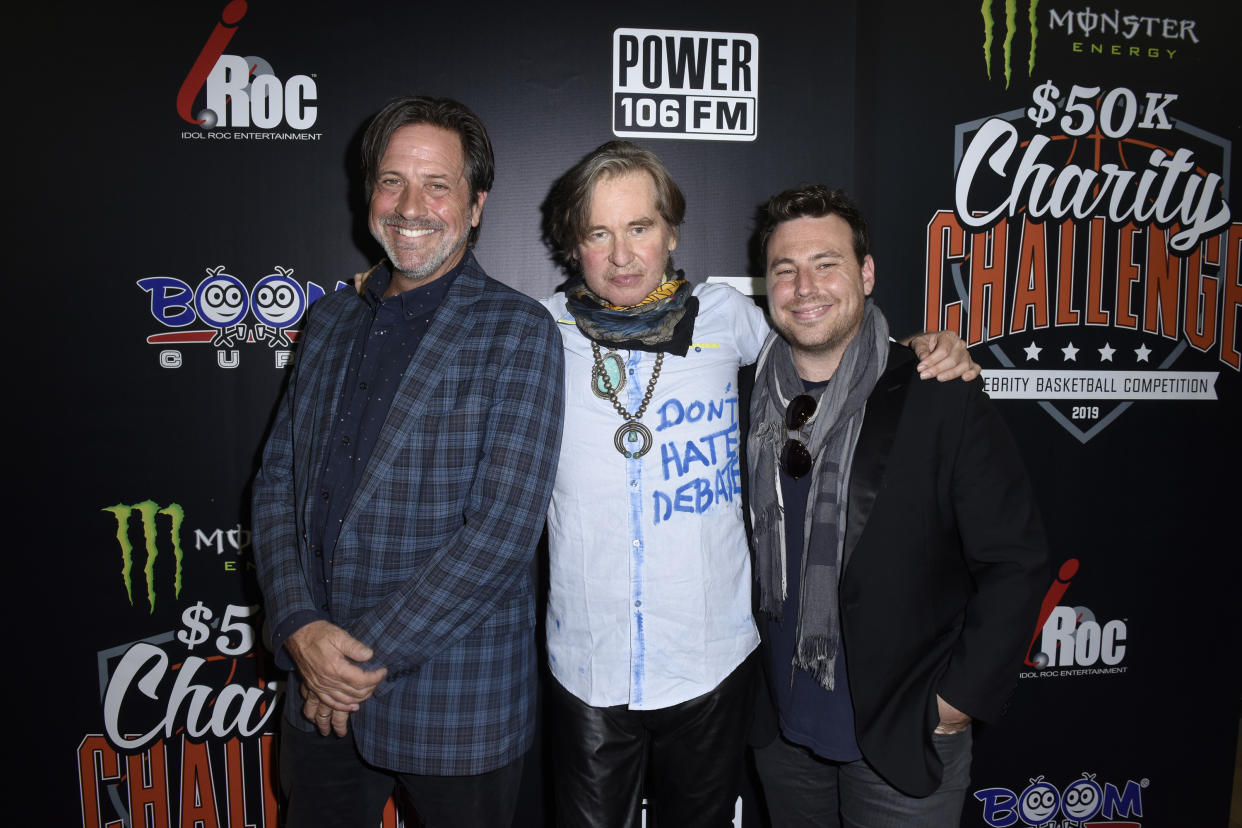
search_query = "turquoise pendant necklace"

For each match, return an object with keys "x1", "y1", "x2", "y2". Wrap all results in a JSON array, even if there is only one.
[{"x1": 590, "y1": 341, "x2": 663, "y2": 459}]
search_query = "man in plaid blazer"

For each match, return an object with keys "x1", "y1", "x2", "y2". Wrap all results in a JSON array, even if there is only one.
[{"x1": 252, "y1": 97, "x2": 564, "y2": 827}]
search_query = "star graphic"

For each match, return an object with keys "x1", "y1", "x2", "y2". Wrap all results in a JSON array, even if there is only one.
[
  {"x1": 1099, "y1": 343, "x2": 1116, "y2": 362},
  {"x1": 1135, "y1": 343, "x2": 1152, "y2": 362},
  {"x1": 1062, "y1": 342, "x2": 1079, "y2": 361},
  {"x1": 1024, "y1": 342, "x2": 1042, "y2": 361}
]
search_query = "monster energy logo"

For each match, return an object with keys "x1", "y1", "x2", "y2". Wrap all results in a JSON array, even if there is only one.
[
  {"x1": 982, "y1": 0, "x2": 1039, "y2": 88},
  {"x1": 102, "y1": 501, "x2": 185, "y2": 613}
]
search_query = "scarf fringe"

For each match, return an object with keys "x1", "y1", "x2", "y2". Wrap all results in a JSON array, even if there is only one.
[{"x1": 795, "y1": 635, "x2": 839, "y2": 691}]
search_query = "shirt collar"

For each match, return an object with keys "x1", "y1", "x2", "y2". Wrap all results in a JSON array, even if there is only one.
[{"x1": 363, "y1": 253, "x2": 469, "y2": 314}]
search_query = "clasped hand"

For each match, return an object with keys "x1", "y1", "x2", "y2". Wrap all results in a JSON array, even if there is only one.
[{"x1": 286, "y1": 620, "x2": 387, "y2": 736}]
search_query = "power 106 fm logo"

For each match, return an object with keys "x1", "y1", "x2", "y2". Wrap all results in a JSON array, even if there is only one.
[
  {"x1": 974, "y1": 772, "x2": 1147, "y2": 827},
  {"x1": 612, "y1": 28, "x2": 757, "y2": 141},
  {"x1": 1021, "y1": 559, "x2": 1127, "y2": 679},
  {"x1": 138, "y1": 266, "x2": 349, "y2": 369},
  {"x1": 177, "y1": 0, "x2": 320, "y2": 138},
  {"x1": 924, "y1": 78, "x2": 1238, "y2": 442}
]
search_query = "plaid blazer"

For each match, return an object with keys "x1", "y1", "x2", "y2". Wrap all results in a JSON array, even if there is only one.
[{"x1": 253, "y1": 254, "x2": 564, "y2": 775}]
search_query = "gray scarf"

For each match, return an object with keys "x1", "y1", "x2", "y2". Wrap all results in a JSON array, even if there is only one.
[{"x1": 748, "y1": 300, "x2": 889, "y2": 689}]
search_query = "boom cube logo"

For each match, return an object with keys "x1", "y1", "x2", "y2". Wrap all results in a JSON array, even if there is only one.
[
  {"x1": 138, "y1": 265, "x2": 346, "y2": 369},
  {"x1": 975, "y1": 772, "x2": 1147, "y2": 826}
]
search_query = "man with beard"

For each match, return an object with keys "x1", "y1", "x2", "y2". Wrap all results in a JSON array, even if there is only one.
[
  {"x1": 252, "y1": 96, "x2": 564, "y2": 828},
  {"x1": 746, "y1": 185, "x2": 1047, "y2": 826},
  {"x1": 539, "y1": 144, "x2": 978, "y2": 827}
]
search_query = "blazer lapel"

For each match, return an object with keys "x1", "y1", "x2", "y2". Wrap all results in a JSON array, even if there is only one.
[
  {"x1": 843, "y1": 344, "x2": 914, "y2": 571},
  {"x1": 343, "y1": 256, "x2": 485, "y2": 520}
]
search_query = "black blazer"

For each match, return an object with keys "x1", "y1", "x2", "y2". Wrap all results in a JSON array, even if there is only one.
[{"x1": 743, "y1": 343, "x2": 1048, "y2": 797}]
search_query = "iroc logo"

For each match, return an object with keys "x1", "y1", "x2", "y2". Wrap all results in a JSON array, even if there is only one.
[
  {"x1": 1020, "y1": 559, "x2": 1128, "y2": 678},
  {"x1": 176, "y1": 0, "x2": 320, "y2": 136}
]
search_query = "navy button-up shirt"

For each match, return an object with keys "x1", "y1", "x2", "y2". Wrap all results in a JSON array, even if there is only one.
[{"x1": 273, "y1": 259, "x2": 465, "y2": 650}]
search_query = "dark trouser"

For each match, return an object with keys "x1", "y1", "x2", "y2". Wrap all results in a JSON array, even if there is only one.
[
  {"x1": 753, "y1": 727, "x2": 973, "y2": 828},
  {"x1": 279, "y1": 715, "x2": 525, "y2": 828},
  {"x1": 550, "y1": 656, "x2": 754, "y2": 828}
]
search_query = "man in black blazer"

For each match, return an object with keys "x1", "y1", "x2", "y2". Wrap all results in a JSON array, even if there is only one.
[{"x1": 745, "y1": 185, "x2": 1048, "y2": 826}]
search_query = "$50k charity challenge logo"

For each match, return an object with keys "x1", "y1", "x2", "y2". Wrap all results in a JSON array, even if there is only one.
[
  {"x1": 924, "y1": 75, "x2": 1238, "y2": 442},
  {"x1": 81, "y1": 500, "x2": 282, "y2": 828}
]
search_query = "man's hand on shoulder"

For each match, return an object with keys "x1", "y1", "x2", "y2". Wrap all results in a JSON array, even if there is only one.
[
  {"x1": 286, "y1": 620, "x2": 387, "y2": 718},
  {"x1": 906, "y1": 330, "x2": 981, "y2": 382},
  {"x1": 933, "y1": 694, "x2": 972, "y2": 735}
]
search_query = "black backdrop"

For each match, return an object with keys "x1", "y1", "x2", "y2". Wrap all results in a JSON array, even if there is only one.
[{"x1": 17, "y1": 1, "x2": 1240, "y2": 825}]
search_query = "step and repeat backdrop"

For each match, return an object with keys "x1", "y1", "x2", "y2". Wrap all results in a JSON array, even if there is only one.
[{"x1": 18, "y1": 0, "x2": 1239, "y2": 825}]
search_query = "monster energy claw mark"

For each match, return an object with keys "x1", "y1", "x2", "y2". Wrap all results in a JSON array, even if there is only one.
[
  {"x1": 103, "y1": 501, "x2": 186, "y2": 612},
  {"x1": 982, "y1": 0, "x2": 1038, "y2": 87}
]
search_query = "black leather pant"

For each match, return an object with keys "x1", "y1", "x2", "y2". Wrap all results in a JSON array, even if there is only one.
[{"x1": 549, "y1": 655, "x2": 754, "y2": 828}]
